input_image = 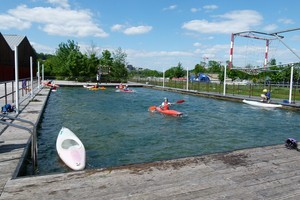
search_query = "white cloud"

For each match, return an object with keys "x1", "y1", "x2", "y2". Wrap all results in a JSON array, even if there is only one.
[
  {"x1": 125, "y1": 49, "x2": 193, "y2": 59},
  {"x1": 31, "y1": 41, "x2": 56, "y2": 54},
  {"x1": 278, "y1": 18, "x2": 294, "y2": 24},
  {"x1": 123, "y1": 26, "x2": 152, "y2": 35},
  {"x1": 5, "y1": 4, "x2": 108, "y2": 37},
  {"x1": 111, "y1": 24, "x2": 124, "y2": 32},
  {"x1": 163, "y1": 5, "x2": 177, "y2": 11},
  {"x1": 0, "y1": 14, "x2": 31, "y2": 30},
  {"x1": 47, "y1": 0, "x2": 70, "y2": 9},
  {"x1": 182, "y1": 10, "x2": 263, "y2": 34},
  {"x1": 193, "y1": 42, "x2": 202, "y2": 47},
  {"x1": 203, "y1": 5, "x2": 218, "y2": 10},
  {"x1": 111, "y1": 24, "x2": 152, "y2": 35},
  {"x1": 263, "y1": 24, "x2": 278, "y2": 32},
  {"x1": 190, "y1": 8, "x2": 201, "y2": 13}
]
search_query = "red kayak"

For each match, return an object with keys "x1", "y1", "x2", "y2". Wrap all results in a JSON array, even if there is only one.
[
  {"x1": 116, "y1": 89, "x2": 135, "y2": 93},
  {"x1": 155, "y1": 107, "x2": 183, "y2": 117}
]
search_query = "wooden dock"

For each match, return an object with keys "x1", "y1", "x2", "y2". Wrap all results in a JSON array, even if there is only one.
[
  {"x1": 2, "y1": 144, "x2": 300, "y2": 199},
  {"x1": 1, "y1": 83, "x2": 300, "y2": 199}
]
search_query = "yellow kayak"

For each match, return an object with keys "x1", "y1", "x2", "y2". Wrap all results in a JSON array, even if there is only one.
[{"x1": 89, "y1": 87, "x2": 106, "y2": 90}]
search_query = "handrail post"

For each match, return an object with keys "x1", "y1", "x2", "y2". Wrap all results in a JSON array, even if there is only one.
[{"x1": 0, "y1": 114, "x2": 38, "y2": 174}]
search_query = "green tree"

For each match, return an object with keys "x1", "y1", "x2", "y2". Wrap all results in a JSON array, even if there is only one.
[
  {"x1": 193, "y1": 64, "x2": 206, "y2": 75},
  {"x1": 54, "y1": 40, "x2": 83, "y2": 77},
  {"x1": 110, "y1": 48, "x2": 128, "y2": 82},
  {"x1": 99, "y1": 50, "x2": 113, "y2": 67},
  {"x1": 129, "y1": 68, "x2": 162, "y2": 78},
  {"x1": 207, "y1": 61, "x2": 222, "y2": 73},
  {"x1": 165, "y1": 62, "x2": 185, "y2": 78}
]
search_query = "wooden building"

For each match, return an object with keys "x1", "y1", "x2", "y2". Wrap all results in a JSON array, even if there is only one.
[{"x1": 0, "y1": 33, "x2": 37, "y2": 81}]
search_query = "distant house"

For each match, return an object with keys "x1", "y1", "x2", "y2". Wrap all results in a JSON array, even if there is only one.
[{"x1": 0, "y1": 33, "x2": 37, "y2": 81}]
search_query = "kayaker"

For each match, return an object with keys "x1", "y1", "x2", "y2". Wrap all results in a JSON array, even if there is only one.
[
  {"x1": 261, "y1": 89, "x2": 271, "y2": 103},
  {"x1": 123, "y1": 85, "x2": 129, "y2": 91},
  {"x1": 160, "y1": 97, "x2": 171, "y2": 110},
  {"x1": 91, "y1": 83, "x2": 99, "y2": 88}
]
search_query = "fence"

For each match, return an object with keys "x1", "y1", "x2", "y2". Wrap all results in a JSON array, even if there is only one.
[
  {"x1": 131, "y1": 77, "x2": 300, "y2": 103},
  {"x1": 0, "y1": 78, "x2": 39, "y2": 108}
]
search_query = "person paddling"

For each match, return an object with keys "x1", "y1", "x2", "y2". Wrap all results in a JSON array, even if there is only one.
[
  {"x1": 160, "y1": 97, "x2": 171, "y2": 110},
  {"x1": 123, "y1": 85, "x2": 129, "y2": 91}
]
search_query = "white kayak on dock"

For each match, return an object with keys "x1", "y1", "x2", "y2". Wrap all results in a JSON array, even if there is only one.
[
  {"x1": 243, "y1": 99, "x2": 282, "y2": 108},
  {"x1": 56, "y1": 127, "x2": 86, "y2": 170}
]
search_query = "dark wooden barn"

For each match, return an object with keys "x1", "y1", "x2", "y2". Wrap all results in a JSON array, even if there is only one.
[{"x1": 0, "y1": 33, "x2": 37, "y2": 81}]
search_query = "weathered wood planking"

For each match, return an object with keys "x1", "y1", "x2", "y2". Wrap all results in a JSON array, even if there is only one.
[{"x1": 1, "y1": 145, "x2": 300, "y2": 200}]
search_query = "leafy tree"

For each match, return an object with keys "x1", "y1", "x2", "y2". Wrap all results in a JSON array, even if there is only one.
[
  {"x1": 85, "y1": 53, "x2": 100, "y2": 77},
  {"x1": 99, "y1": 50, "x2": 113, "y2": 67},
  {"x1": 165, "y1": 62, "x2": 185, "y2": 78},
  {"x1": 129, "y1": 68, "x2": 162, "y2": 78},
  {"x1": 54, "y1": 40, "x2": 83, "y2": 77},
  {"x1": 110, "y1": 48, "x2": 128, "y2": 82},
  {"x1": 99, "y1": 50, "x2": 113, "y2": 81},
  {"x1": 207, "y1": 61, "x2": 222, "y2": 73},
  {"x1": 193, "y1": 64, "x2": 206, "y2": 75}
]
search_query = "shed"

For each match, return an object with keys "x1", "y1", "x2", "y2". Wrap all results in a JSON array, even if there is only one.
[{"x1": 0, "y1": 33, "x2": 37, "y2": 81}]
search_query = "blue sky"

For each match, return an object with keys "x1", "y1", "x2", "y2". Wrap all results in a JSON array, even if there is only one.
[{"x1": 1, "y1": 0, "x2": 300, "y2": 71}]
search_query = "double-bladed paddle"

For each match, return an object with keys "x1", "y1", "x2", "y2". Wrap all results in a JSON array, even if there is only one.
[{"x1": 148, "y1": 99, "x2": 185, "y2": 111}]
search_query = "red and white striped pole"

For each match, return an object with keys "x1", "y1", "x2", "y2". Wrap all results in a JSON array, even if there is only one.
[
  {"x1": 264, "y1": 39, "x2": 269, "y2": 69},
  {"x1": 229, "y1": 33, "x2": 234, "y2": 69}
]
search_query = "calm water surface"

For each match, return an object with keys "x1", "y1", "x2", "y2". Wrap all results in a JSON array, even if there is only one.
[{"x1": 36, "y1": 87, "x2": 300, "y2": 175}]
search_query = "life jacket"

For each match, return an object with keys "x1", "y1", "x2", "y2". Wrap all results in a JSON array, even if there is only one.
[{"x1": 162, "y1": 102, "x2": 169, "y2": 110}]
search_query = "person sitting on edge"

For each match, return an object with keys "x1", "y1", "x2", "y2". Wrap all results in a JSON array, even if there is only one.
[
  {"x1": 160, "y1": 97, "x2": 171, "y2": 110},
  {"x1": 261, "y1": 89, "x2": 271, "y2": 103}
]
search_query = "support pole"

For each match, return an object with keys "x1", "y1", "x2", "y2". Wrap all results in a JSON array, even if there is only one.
[
  {"x1": 289, "y1": 64, "x2": 294, "y2": 103},
  {"x1": 14, "y1": 46, "x2": 19, "y2": 114},
  {"x1": 42, "y1": 64, "x2": 44, "y2": 82},
  {"x1": 163, "y1": 68, "x2": 165, "y2": 88},
  {"x1": 264, "y1": 40, "x2": 269, "y2": 69},
  {"x1": 186, "y1": 67, "x2": 189, "y2": 91},
  {"x1": 229, "y1": 33, "x2": 234, "y2": 69},
  {"x1": 223, "y1": 65, "x2": 227, "y2": 96},
  {"x1": 30, "y1": 56, "x2": 33, "y2": 98},
  {"x1": 37, "y1": 61, "x2": 40, "y2": 88},
  {"x1": 225, "y1": 33, "x2": 234, "y2": 96}
]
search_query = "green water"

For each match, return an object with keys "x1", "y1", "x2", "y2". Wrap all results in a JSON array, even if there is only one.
[{"x1": 35, "y1": 87, "x2": 300, "y2": 175}]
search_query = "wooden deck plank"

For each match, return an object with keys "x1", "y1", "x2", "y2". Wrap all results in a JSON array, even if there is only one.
[{"x1": 1, "y1": 144, "x2": 300, "y2": 200}]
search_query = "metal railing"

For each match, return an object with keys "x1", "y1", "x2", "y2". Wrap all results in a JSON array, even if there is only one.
[
  {"x1": 0, "y1": 114, "x2": 38, "y2": 174},
  {"x1": 0, "y1": 78, "x2": 39, "y2": 108},
  {"x1": 131, "y1": 77, "x2": 300, "y2": 103}
]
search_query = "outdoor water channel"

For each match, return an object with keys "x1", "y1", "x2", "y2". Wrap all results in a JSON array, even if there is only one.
[{"x1": 29, "y1": 87, "x2": 300, "y2": 175}]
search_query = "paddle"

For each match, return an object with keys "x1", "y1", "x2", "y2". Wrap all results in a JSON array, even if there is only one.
[
  {"x1": 148, "y1": 100, "x2": 185, "y2": 112},
  {"x1": 173, "y1": 99, "x2": 185, "y2": 104}
]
